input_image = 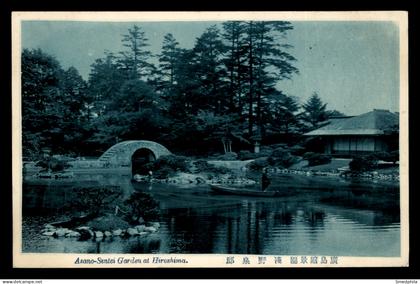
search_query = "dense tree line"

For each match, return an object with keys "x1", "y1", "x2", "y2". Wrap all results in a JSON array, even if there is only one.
[{"x1": 22, "y1": 22, "x2": 343, "y2": 159}]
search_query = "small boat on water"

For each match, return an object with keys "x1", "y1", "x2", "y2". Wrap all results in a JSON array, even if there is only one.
[{"x1": 210, "y1": 184, "x2": 281, "y2": 197}]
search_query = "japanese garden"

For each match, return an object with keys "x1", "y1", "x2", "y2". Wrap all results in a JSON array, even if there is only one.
[{"x1": 21, "y1": 21, "x2": 400, "y2": 256}]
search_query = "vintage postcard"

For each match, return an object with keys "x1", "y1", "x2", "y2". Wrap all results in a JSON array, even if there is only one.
[{"x1": 12, "y1": 11, "x2": 409, "y2": 268}]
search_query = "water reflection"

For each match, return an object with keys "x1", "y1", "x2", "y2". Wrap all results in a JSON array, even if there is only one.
[{"x1": 22, "y1": 173, "x2": 400, "y2": 256}]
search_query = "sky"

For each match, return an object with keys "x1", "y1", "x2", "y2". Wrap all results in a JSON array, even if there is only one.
[{"x1": 21, "y1": 20, "x2": 400, "y2": 116}]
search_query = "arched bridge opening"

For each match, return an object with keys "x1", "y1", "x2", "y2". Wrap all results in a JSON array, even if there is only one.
[
  {"x1": 98, "y1": 140, "x2": 171, "y2": 175},
  {"x1": 131, "y1": 148, "x2": 156, "y2": 176}
]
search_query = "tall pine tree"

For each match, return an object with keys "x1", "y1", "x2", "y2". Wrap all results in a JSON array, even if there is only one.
[
  {"x1": 118, "y1": 25, "x2": 154, "y2": 80},
  {"x1": 249, "y1": 21, "x2": 298, "y2": 138},
  {"x1": 88, "y1": 52, "x2": 125, "y2": 117},
  {"x1": 158, "y1": 33, "x2": 180, "y2": 89},
  {"x1": 301, "y1": 92, "x2": 329, "y2": 129},
  {"x1": 222, "y1": 21, "x2": 248, "y2": 114},
  {"x1": 191, "y1": 25, "x2": 227, "y2": 114},
  {"x1": 22, "y1": 49, "x2": 89, "y2": 157}
]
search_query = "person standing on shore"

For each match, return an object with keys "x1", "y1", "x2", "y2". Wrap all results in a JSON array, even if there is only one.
[{"x1": 261, "y1": 168, "x2": 271, "y2": 191}]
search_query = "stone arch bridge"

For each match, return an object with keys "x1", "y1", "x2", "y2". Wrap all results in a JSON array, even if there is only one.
[{"x1": 98, "y1": 140, "x2": 171, "y2": 168}]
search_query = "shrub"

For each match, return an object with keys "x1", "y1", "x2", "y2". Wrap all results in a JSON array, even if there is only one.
[
  {"x1": 192, "y1": 160, "x2": 210, "y2": 172},
  {"x1": 153, "y1": 166, "x2": 175, "y2": 179},
  {"x1": 271, "y1": 147, "x2": 290, "y2": 158},
  {"x1": 237, "y1": 148, "x2": 273, "y2": 160},
  {"x1": 371, "y1": 151, "x2": 399, "y2": 164},
  {"x1": 349, "y1": 155, "x2": 378, "y2": 172},
  {"x1": 268, "y1": 156, "x2": 299, "y2": 168},
  {"x1": 389, "y1": 150, "x2": 399, "y2": 164},
  {"x1": 148, "y1": 154, "x2": 189, "y2": 178},
  {"x1": 303, "y1": 152, "x2": 332, "y2": 166},
  {"x1": 153, "y1": 155, "x2": 189, "y2": 171},
  {"x1": 289, "y1": 145, "x2": 306, "y2": 156},
  {"x1": 246, "y1": 157, "x2": 269, "y2": 171},
  {"x1": 258, "y1": 148, "x2": 274, "y2": 157},
  {"x1": 36, "y1": 156, "x2": 72, "y2": 173},
  {"x1": 267, "y1": 143, "x2": 287, "y2": 150},
  {"x1": 267, "y1": 147, "x2": 299, "y2": 168},
  {"x1": 237, "y1": 150, "x2": 255, "y2": 160},
  {"x1": 86, "y1": 214, "x2": 131, "y2": 231},
  {"x1": 213, "y1": 152, "x2": 238, "y2": 161},
  {"x1": 299, "y1": 137, "x2": 326, "y2": 154},
  {"x1": 302, "y1": 152, "x2": 314, "y2": 160},
  {"x1": 208, "y1": 165, "x2": 232, "y2": 175},
  {"x1": 192, "y1": 160, "x2": 232, "y2": 175},
  {"x1": 71, "y1": 186, "x2": 121, "y2": 217}
]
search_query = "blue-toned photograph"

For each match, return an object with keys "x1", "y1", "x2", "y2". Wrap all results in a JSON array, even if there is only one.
[{"x1": 20, "y1": 18, "x2": 401, "y2": 257}]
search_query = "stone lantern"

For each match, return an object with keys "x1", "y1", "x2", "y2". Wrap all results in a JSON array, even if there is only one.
[{"x1": 254, "y1": 141, "x2": 260, "y2": 154}]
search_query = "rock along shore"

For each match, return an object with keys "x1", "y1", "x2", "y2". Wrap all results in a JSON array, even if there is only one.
[
  {"x1": 133, "y1": 168, "x2": 398, "y2": 187},
  {"x1": 133, "y1": 172, "x2": 257, "y2": 186},
  {"x1": 41, "y1": 222, "x2": 161, "y2": 241}
]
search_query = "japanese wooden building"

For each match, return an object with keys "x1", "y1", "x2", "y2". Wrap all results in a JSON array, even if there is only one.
[{"x1": 304, "y1": 109, "x2": 399, "y2": 156}]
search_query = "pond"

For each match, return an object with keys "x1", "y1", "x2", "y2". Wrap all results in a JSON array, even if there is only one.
[{"x1": 22, "y1": 173, "x2": 400, "y2": 256}]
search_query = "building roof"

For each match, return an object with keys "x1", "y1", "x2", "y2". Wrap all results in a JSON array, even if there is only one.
[{"x1": 304, "y1": 109, "x2": 399, "y2": 136}]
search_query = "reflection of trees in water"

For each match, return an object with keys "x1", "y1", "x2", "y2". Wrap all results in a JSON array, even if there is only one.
[
  {"x1": 320, "y1": 186, "x2": 400, "y2": 224},
  {"x1": 23, "y1": 177, "x2": 142, "y2": 219},
  {"x1": 273, "y1": 207, "x2": 293, "y2": 225},
  {"x1": 224, "y1": 214, "x2": 259, "y2": 254},
  {"x1": 372, "y1": 211, "x2": 400, "y2": 225},
  {"x1": 92, "y1": 237, "x2": 162, "y2": 253},
  {"x1": 304, "y1": 209, "x2": 326, "y2": 243},
  {"x1": 161, "y1": 201, "x2": 325, "y2": 254},
  {"x1": 161, "y1": 203, "x2": 280, "y2": 254},
  {"x1": 306, "y1": 210, "x2": 326, "y2": 227},
  {"x1": 126, "y1": 238, "x2": 161, "y2": 253},
  {"x1": 224, "y1": 202, "x2": 269, "y2": 254},
  {"x1": 223, "y1": 202, "x2": 326, "y2": 254},
  {"x1": 23, "y1": 184, "x2": 104, "y2": 216},
  {"x1": 163, "y1": 208, "x2": 220, "y2": 253},
  {"x1": 23, "y1": 182, "x2": 129, "y2": 214},
  {"x1": 23, "y1": 185, "x2": 49, "y2": 215},
  {"x1": 24, "y1": 174, "x2": 136, "y2": 211},
  {"x1": 220, "y1": 202, "x2": 329, "y2": 254},
  {"x1": 124, "y1": 191, "x2": 160, "y2": 223},
  {"x1": 24, "y1": 178, "x2": 400, "y2": 254}
]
